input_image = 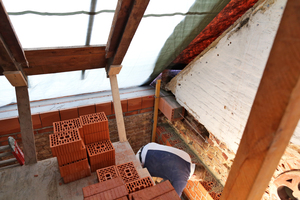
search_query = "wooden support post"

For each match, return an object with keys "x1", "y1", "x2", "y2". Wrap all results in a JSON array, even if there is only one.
[
  {"x1": 151, "y1": 80, "x2": 161, "y2": 142},
  {"x1": 15, "y1": 86, "x2": 37, "y2": 165},
  {"x1": 221, "y1": 1, "x2": 300, "y2": 199},
  {"x1": 109, "y1": 66, "x2": 127, "y2": 142}
]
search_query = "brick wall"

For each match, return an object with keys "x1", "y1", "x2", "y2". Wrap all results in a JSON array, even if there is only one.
[{"x1": 0, "y1": 95, "x2": 154, "y2": 161}]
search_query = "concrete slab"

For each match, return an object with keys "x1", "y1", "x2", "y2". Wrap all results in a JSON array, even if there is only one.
[{"x1": 0, "y1": 141, "x2": 151, "y2": 200}]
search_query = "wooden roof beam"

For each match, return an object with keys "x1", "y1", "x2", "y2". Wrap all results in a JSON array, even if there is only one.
[
  {"x1": 0, "y1": 1, "x2": 28, "y2": 86},
  {"x1": 23, "y1": 46, "x2": 107, "y2": 75},
  {"x1": 221, "y1": 0, "x2": 300, "y2": 199},
  {"x1": 105, "y1": 0, "x2": 150, "y2": 75}
]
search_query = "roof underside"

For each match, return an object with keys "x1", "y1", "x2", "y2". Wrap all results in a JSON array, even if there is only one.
[{"x1": 0, "y1": 0, "x2": 258, "y2": 107}]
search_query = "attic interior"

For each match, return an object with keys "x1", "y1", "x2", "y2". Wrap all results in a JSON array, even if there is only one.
[{"x1": 0, "y1": 0, "x2": 300, "y2": 200}]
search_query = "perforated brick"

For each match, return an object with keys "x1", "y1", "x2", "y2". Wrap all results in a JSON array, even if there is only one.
[
  {"x1": 86, "y1": 140, "x2": 115, "y2": 171},
  {"x1": 152, "y1": 190, "x2": 180, "y2": 200},
  {"x1": 53, "y1": 118, "x2": 82, "y2": 133},
  {"x1": 129, "y1": 180, "x2": 175, "y2": 200},
  {"x1": 82, "y1": 176, "x2": 124, "y2": 198},
  {"x1": 125, "y1": 176, "x2": 154, "y2": 194},
  {"x1": 80, "y1": 112, "x2": 109, "y2": 138},
  {"x1": 96, "y1": 165, "x2": 119, "y2": 182},
  {"x1": 59, "y1": 158, "x2": 89, "y2": 177},
  {"x1": 56, "y1": 140, "x2": 87, "y2": 166},
  {"x1": 116, "y1": 162, "x2": 140, "y2": 183},
  {"x1": 84, "y1": 130, "x2": 110, "y2": 145},
  {"x1": 49, "y1": 129, "x2": 82, "y2": 156},
  {"x1": 84, "y1": 185, "x2": 128, "y2": 200},
  {"x1": 63, "y1": 166, "x2": 91, "y2": 184}
]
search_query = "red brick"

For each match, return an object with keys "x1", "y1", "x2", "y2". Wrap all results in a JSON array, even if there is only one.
[
  {"x1": 40, "y1": 111, "x2": 60, "y2": 127},
  {"x1": 32, "y1": 114, "x2": 42, "y2": 129},
  {"x1": 129, "y1": 180, "x2": 176, "y2": 200},
  {"x1": 86, "y1": 140, "x2": 115, "y2": 171},
  {"x1": 96, "y1": 165, "x2": 119, "y2": 182},
  {"x1": 125, "y1": 176, "x2": 154, "y2": 194},
  {"x1": 63, "y1": 166, "x2": 91, "y2": 184},
  {"x1": 0, "y1": 117, "x2": 20, "y2": 135},
  {"x1": 84, "y1": 130, "x2": 110, "y2": 144},
  {"x1": 85, "y1": 185, "x2": 128, "y2": 200},
  {"x1": 142, "y1": 96, "x2": 154, "y2": 109},
  {"x1": 128, "y1": 97, "x2": 142, "y2": 112},
  {"x1": 0, "y1": 136, "x2": 9, "y2": 142},
  {"x1": 56, "y1": 140, "x2": 87, "y2": 166},
  {"x1": 53, "y1": 118, "x2": 82, "y2": 133},
  {"x1": 116, "y1": 162, "x2": 140, "y2": 183},
  {"x1": 78, "y1": 105, "x2": 96, "y2": 116},
  {"x1": 125, "y1": 111, "x2": 139, "y2": 116},
  {"x1": 49, "y1": 129, "x2": 82, "y2": 156},
  {"x1": 82, "y1": 176, "x2": 124, "y2": 198},
  {"x1": 222, "y1": 152, "x2": 228, "y2": 160},
  {"x1": 109, "y1": 115, "x2": 116, "y2": 119},
  {"x1": 59, "y1": 108, "x2": 79, "y2": 121},
  {"x1": 59, "y1": 158, "x2": 89, "y2": 177},
  {"x1": 139, "y1": 108, "x2": 153, "y2": 113},
  {"x1": 96, "y1": 102, "x2": 113, "y2": 116}
]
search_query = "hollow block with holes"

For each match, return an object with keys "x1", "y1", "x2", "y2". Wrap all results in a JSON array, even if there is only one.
[
  {"x1": 59, "y1": 158, "x2": 89, "y2": 177},
  {"x1": 53, "y1": 118, "x2": 82, "y2": 133},
  {"x1": 86, "y1": 140, "x2": 115, "y2": 172},
  {"x1": 84, "y1": 185, "x2": 128, "y2": 200},
  {"x1": 84, "y1": 129, "x2": 110, "y2": 145},
  {"x1": 129, "y1": 180, "x2": 180, "y2": 200},
  {"x1": 63, "y1": 165, "x2": 91, "y2": 184},
  {"x1": 80, "y1": 112, "x2": 109, "y2": 141},
  {"x1": 96, "y1": 165, "x2": 120, "y2": 182},
  {"x1": 49, "y1": 129, "x2": 82, "y2": 156},
  {"x1": 125, "y1": 176, "x2": 154, "y2": 194},
  {"x1": 116, "y1": 162, "x2": 140, "y2": 183}
]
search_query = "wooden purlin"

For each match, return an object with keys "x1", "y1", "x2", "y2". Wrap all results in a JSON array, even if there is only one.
[
  {"x1": 24, "y1": 46, "x2": 107, "y2": 75},
  {"x1": 221, "y1": 0, "x2": 300, "y2": 199}
]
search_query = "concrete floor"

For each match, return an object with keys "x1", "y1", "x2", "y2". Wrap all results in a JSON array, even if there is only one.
[{"x1": 0, "y1": 141, "x2": 151, "y2": 200}]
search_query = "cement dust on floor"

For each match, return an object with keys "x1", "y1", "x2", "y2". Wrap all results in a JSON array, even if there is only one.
[{"x1": 0, "y1": 141, "x2": 151, "y2": 200}]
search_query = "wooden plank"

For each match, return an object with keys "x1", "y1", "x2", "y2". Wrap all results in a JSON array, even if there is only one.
[
  {"x1": 15, "y1": 86, "x2": 37, "y2": 165},
  {"x1": 109, "y1": 75, "x2": 127, "y2": 142},
  {"x1": 3, "y1": 71, "x2": 27, "y2": 87},
  {"x1": 108, "y1": 65, "x2": 123, "y2": 76},
  {"x1": 112, "y1": 0, "x2": 150, "y2": 65},
  {"x1": 221, "y1": 1, "x2": 300, "y2": 199},
  {"x1": 106, "y1": 0, "x2": 134, "y2": 58},
  {"x1": 0, "y1": 1, "x2": 28, "y2": 68},
  {"x1": 152, "y1": 79, "x2": 161, "y2": 142},
  {"x1": 23, "y1": 46, "x2": 107, "y2": 75}
]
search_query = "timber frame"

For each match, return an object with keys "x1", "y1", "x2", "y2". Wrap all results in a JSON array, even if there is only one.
[{"x1": 0, "y1": 1, "x2": 300, "y2": 200}]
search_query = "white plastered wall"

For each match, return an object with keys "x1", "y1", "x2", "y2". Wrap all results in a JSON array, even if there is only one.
[{"x1": 166, "y1": 0, "x2": 300, "y2": 153}]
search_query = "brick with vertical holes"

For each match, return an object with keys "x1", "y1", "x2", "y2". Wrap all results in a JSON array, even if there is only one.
[
  {"x1": 49, "y1": 129, "x2": 82, "y2": 156},
  {"x1": 116, "y1": 162, "x2": 140, "y2": 183},
  {"x1": 56, "y1": 140, "x2": 87, "y2": 166},
  {"x1": 96, "y1": 165, "x2": 120, "y2": 182},
  {"x1": 80, "y1": 112, "x2": 109, "y2": 140},
  {"x1": 125, "y1": 176, "x2": 154, "y2": 194}
]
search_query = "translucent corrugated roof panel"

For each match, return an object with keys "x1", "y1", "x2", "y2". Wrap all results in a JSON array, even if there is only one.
[{"x1": 1, "y1": 0, "x2": 227, "y2": 107}]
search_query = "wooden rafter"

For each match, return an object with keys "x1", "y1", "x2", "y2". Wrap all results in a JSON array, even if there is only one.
[
  {"x1": 0, "y1": 1, "x2": 28, "y2": 84},
  {"x1": 221, "y1": 0, "x2": 300, "y2": 199},
  {"x1": 23, "y1": 46, "x2": 107, "y2": 75},
  {"x1": 106, "y1": 0, "x2": 150, "y2": 75}
]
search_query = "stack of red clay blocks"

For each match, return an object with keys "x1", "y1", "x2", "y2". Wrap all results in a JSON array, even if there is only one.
[
  {"x1": 49, "y1": 128, "x2": 90, "y2": 183},
  {"x1": 83, "y1": 161, "x2": 179, "y2": 200},
  {"x1": 49, "y1": 111, "x2": 115, "y2": 183}
]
